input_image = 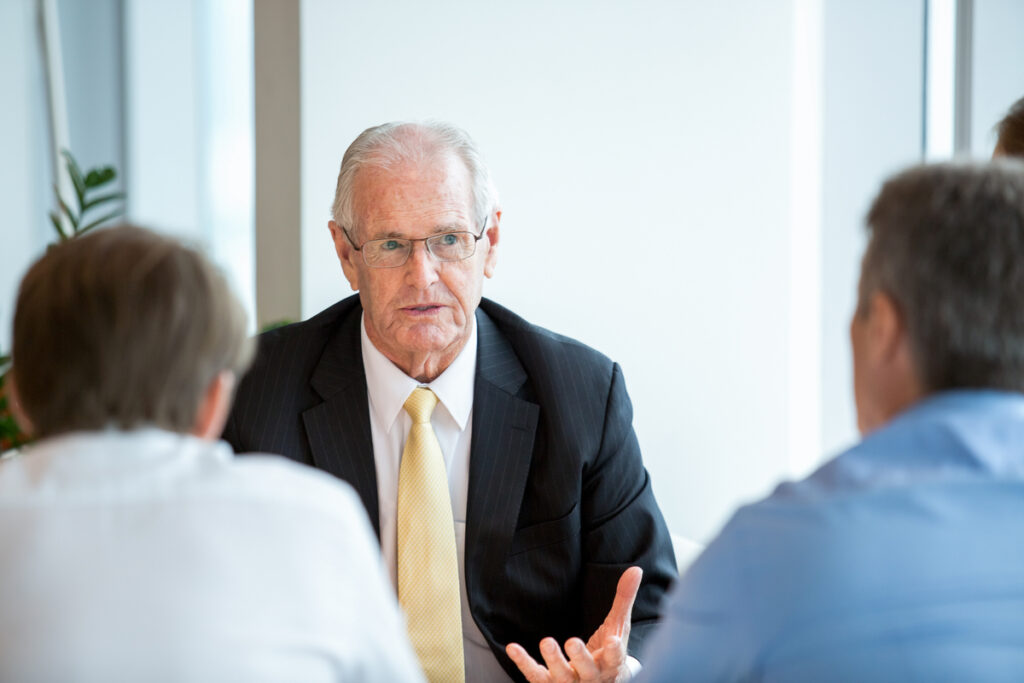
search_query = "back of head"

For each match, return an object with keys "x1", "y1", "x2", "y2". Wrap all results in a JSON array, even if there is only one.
[
  {"x1": 330, "y1": 121, "x2": 498, "y2": 234},
  {"x1": 12, "y1": 225, "x2": 253, "y2": 438},
  {"x1": 995, "y1": 96, "x2": 1024, "y2": 158},
  {"x1": 860, "y1": 160, "x2": 1024, "y2": 393}
]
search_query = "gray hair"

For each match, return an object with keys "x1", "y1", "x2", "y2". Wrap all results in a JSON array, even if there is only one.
[
  {"x1": 859, "y1": 160, "x2": 1024, "y2": 392},
  {"x1": 330, "y1": 121, "x2": 499, "y2": 235}
]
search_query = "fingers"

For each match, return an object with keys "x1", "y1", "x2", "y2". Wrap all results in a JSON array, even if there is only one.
[
  {"x1": 506, "y1": 642, "x2": 553, "y2": 683},
  {"x1": 593, "y1": 635, "x2": 627, "y2": 678},
  {"x1": 605, "y1": 566, "x2": 643, "y2": 636},
  {"x1": 507, "y1": 638, "x2": 584, "y2": 683},
  {"x1": 564, "y1": 637, "x2": 600, "y2": 680},
  {"x1": 539, "y1": 637, "x2": 579, "y2": 683},
  {"x1": 508, "y1": 634, "x2": 628, "y2": 683}
]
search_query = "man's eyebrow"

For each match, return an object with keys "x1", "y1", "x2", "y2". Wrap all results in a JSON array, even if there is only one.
[
  {"x1": 371, "y1": 223, "x2": 465, "y2": 239},
  {"x1": 430, "y1": 222, "x2": 464, "y2": 234}
]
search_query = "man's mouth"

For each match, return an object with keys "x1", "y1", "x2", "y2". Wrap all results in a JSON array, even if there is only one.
[{"x1": 402, "y1": 304, "x2": 443, "y2": 314}]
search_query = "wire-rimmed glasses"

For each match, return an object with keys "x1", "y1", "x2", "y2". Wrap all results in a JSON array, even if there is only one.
[{"x1": 342, "y1": 218, "x2": 488, "y2": 268}]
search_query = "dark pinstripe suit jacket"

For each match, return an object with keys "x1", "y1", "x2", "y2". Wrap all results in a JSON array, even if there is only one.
[{"x1": 223, "y1": 295, "x2": 677, "y2": 680}]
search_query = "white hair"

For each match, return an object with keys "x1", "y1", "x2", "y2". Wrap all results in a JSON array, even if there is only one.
[{"x1": 330, "y1": 121, "x2": 499, "y2": 236}]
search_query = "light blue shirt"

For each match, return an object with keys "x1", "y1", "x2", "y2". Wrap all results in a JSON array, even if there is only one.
[{"x1": 639, "y1": 391, "x2": 1024, "y2": 682}]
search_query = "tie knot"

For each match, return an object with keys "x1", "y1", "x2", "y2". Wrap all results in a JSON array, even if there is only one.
[{"x1": 404, "y1": 387, "x2": 438, "y2": 424}]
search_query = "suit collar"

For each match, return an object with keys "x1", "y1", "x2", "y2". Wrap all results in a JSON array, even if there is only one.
[
  {"x1": 309, "y1": 298, "x2": 366, "y2": 401},
  {"x1": 300, "y1": 298, "x2": 540, "y2": 562},
  {"x1": 475, "y1": 303, "x2": 529, "y2": 394},
  {"x1": 302, "y1": 298, "x2": 382, "y2": 538}
]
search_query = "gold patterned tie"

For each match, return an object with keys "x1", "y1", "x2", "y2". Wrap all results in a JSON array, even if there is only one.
[{"x1": 397, "y1": 387, "x2": 465, "y2": 683}]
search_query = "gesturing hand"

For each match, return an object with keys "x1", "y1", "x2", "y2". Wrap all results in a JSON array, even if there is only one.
[{"x1": 506, "y1": 566, "x2": 643, "y2": 683}]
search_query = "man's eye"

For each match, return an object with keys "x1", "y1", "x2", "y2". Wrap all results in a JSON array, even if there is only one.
[
  {"x1": 381, "y1": 240, "x2": 402, "y2": 251},
  {"x1": 439, "y1": 233, "x2": 458, "y2": 246}
]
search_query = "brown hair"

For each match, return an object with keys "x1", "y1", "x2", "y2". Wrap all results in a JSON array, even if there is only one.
[
  {"x1": 11, "y1": 225, "x2": 253, "y2": 438},
  {"x1": 860, "y1": 160, "x2": 1024, "y2": 392},
  {"x1": 995, "y1": 96, "x2": 1024, "y2": 158}
]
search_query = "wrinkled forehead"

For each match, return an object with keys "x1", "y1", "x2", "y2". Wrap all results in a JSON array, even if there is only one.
[{"x1": 350, "y1": 152, "x2": 475, "y2": 236}]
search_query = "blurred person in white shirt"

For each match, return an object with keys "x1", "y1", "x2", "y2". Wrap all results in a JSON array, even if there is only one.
[{"x1": 0, "y1": 225, "x2": 424, "y2": 683}]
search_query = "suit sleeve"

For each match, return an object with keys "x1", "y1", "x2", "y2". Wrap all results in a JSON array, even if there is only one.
[{"x1": 579, "y1": 362, "x2": 678, "y2": 659}]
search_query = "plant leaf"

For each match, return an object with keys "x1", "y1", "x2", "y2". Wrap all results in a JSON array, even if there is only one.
[
  {"x1": 53, "y1": 184, "x2": 79, "y2": 231},
  {"x1": 48, "y1": 210, "x2": 68, "y2": 241},
  {"x1": 61, "y1": 149, "x2": 86, "y2": 209},
  {"x1": 84, "y1": 166, "x2": 117, "y2": 188},
  {"x1": 76, "y1": 209, "x2": 122, "y2": 236},
  {"x1": 81, "y1": 191, "x2": 125, "y2": 213},
  {"x1": 260, "y1": 319, "x2": 294, "y2": 333}
]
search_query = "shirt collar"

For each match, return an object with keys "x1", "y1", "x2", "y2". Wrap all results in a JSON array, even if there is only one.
[{"x1": 360, "y1": 314, "x2": 477, "y2": 434}]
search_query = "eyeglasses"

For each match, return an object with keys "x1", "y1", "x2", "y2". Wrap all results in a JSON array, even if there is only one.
[{"x1": 342, "y1": 218, "x2": 488, "y2": 269}]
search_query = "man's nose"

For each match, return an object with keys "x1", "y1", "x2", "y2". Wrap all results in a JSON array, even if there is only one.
[{"x1": 404, "y1": 240, "x2": 440, "y2": 288}]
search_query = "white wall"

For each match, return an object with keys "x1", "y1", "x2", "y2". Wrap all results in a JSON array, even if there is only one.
[
  {"x1": 58, "y1": 0, "x2": 124, "y2": 181},
  {"x1": 123, "y1": 0, "x2": 201, "y2": 240},
  {"x1": 302, "y1": 0, "x2": 808, "y2": 542},
  {"x1": 123, "y1": 0, "x2": 255, "y2": 326},
  {"x1": 2, "y1": 0, "x2": 130, "y2": 357},
  {"x1": 819, "y1": 0, "x2": 925, "y2": 457},
  {"x1": 0, "y1": 0, "x2": 51, "y2": 353},
  {"x1": 3, "y1": 0, "x2": 256, "y2": 353},
  {"x1": 198, "y1": 0, "x2": 256, "y2": 324}
]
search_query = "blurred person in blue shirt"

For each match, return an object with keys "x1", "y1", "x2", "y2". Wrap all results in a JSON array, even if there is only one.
[{"x1": 638, "y1": 161, "x2": 1024, "y2": 683}]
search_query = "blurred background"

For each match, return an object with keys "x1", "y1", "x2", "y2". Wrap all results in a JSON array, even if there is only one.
[{"x1": 2, "y1": 0, "x2": 1023, "y2": 545}]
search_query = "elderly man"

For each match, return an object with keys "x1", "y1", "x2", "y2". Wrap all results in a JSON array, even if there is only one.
[
  {"x1": 0, "y1": 226, "x2": 424, "y2": 682},
  {"x1": 224, "y1": 122, "x2": 676, "y2": 682},
  {"x1": 638, "y1": 161, "x2": 1024, "y2": 682}
]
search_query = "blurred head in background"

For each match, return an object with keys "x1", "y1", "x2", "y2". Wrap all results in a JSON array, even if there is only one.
[
  {"x1": 851, "y1": 160, "x2": 1024, "y2": 433},
  {"x1": 10, "y1": 225, "x2": 253, "y2": 440},
  {"x1": 994, "y1": 95, "x2": 1024, "y2": 159}
]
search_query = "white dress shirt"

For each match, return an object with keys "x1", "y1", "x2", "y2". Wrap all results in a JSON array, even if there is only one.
[
  {"x1": 0, "y1": 428, "x2": 425, "y2": 683},
  {"x1": 361, "y1": 316, "x2": 515, "y2": 682}
]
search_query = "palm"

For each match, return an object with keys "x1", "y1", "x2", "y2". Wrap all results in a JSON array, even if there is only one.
[
  {"x1": 585, "y1": 612, "x2": 630, "y2": 662},
  {"x1": 506, "y1": 566, "x2": 643, "y2": 683}
]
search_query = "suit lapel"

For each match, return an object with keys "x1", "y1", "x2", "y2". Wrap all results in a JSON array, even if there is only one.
[
  {"x1": 301, "y1": 304, "x2": 381, "y2": 539},
  {"x1": 298, "y1": 302, "x2": 539, "y2": 558},
  {"x1": 466, "y1": 309, "x2": 539, "y2": 600}
]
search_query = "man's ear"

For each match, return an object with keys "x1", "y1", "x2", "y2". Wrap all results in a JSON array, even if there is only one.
[
  {"x1": 192, "y1": 371, "x2": 236, "y2": 441},
  {"x1": 5, "y1": 373, "x2": 34, "y2": 438},
  {"x1": 863, "y1": 289, "x2": 924, "y2": 423},
  {"x1": 483, "y1": 209, "x2": 500, "y2": 279},
  {"x1": 866, "y1": 290, "x2": 906, "y2": 365},
  {"x1": 328, "y1": 220, "x2": 361, "y2": 291}
]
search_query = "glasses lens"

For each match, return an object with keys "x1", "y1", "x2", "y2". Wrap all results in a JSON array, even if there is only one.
[
  {"x1": 428, "y1": 232, "x2": 475, "y2": 261},
  {"x1": 363, "y1": 238, "x2": 411, "y2": 267}
]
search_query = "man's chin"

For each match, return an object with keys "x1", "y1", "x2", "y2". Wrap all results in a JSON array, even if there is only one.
[{"x1": 395, "y1": 327, "x2": 464, "y2": 356}]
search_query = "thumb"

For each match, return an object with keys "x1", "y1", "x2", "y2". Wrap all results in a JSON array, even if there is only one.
[
  {"x1": 590, "y1": 634, "x2": 626, "y2": 674},
  {"x1": 606, "y1": 566, "x2": 643, "y2": 635}
]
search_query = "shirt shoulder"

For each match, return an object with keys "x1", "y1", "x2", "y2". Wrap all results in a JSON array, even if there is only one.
[{"x1": 211, "y1": 449, "x2": 370, "y2": 525}]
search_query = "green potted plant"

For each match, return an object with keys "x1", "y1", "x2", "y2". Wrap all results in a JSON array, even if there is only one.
[
  {"x1": 0, "y1": 151, "x2": 124, "y2": 455},
  {"x1": 0, "y1": 353, "x2": 25, "y2": 454}
]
